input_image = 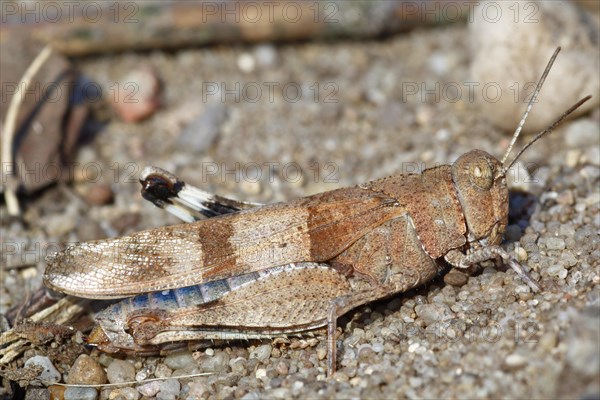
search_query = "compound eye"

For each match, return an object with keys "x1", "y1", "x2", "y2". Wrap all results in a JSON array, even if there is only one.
[{"x1": 468, "y1": 157, "x2": 494, "y2": 191}]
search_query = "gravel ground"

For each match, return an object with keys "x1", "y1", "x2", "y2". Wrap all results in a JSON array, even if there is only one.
[{"x1": 1, "y1": 15, "x2": 599, "y2": 400}]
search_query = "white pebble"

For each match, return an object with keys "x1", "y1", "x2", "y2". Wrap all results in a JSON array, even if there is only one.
[
  {"x1": 505, "y1": 353, "x2": 528, "y2": 369},
  {"x1": 293, "y1": 380, "x2": 304, "y2": 390},
  {"x1": 408, "y1": 343, "x2": 420, "y2": 353},
  {"x1": 255, "y1": 368, "x2": 267, "y2": 380},
  {"x1": 372, "y1": 342, "x2": 385, "y2": 353},
  {"x1": 565, "y1": 150, "x2": 581, "y2": 167},
  {"x1": 238, "y1": 53, "x2": 256, "y2": 73},
  {"x1": 516, "y1": 247, "x2": 528, "y2": 262},
  {"x1": 24, "y1": 355, "x2": 61, "y2": 385}
]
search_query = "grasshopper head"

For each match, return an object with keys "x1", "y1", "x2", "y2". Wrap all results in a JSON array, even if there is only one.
[
  {"x1": 449, "y1": 49, "x2": 592, "y2": 248},
  {"x1": 451, "y1": 150, "x2": 508, "y2": 246}
]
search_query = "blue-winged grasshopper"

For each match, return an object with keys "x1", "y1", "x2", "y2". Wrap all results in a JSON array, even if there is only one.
[{"x1": 44, "y1": 48, "x2": 591, "y2": 376}]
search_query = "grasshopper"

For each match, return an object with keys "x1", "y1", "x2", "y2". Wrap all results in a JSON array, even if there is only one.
[{"x1": 44, "y1": 48, "x2": 591, "y2": 376}]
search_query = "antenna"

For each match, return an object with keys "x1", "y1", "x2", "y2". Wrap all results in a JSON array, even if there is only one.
[
  {"x1": 500, "y1": 47, "x2": 562, "y2": 166},
  {"x1": 504, "y1": 95, "x2": 592, "y2": 171}
]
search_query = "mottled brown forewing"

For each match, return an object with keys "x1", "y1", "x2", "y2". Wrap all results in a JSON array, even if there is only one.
[{"x1": 44, "y1": 187, "x2": 404, "y2": 299}]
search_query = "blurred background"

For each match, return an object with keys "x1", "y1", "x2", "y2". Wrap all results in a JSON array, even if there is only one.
[{"x1": 1, "y1": 1, "x2": 599, "y2": 399}]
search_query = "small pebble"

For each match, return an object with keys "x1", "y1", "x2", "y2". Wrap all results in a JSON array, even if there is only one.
[
  {"x1": 561, "y1": 252, "x2": 578, "y2": 268},
  {"x1": 556, "y1": 190, "x2": 575, "y2": 206},
  {"x1": 349, "y1": 376, "x2": 365, "y2": 387},
  {"x1": 135, "y1": 366, "x2": 153, "y2": 382},
  {"x1": 427, "y1": 51, "x2": 450, "y2": 76},
  {"x1": 372, "y1": 342, "x2": 384, "y2": 353},
  {"x1": 415, "y1": 303, "x2": 453, "y2": 326},
  {"x1": 559, "y1": 224, "x2": 576, "y2": 237},
  {"x1": 358, "y1": 344, "x2": 375, "y2": 361},
  {"x1": 83, "y1": 183, "x2": 114, "y2": 205},
  {"x1": 516, "y1": 247, "x2": 528, "y2": 262},
  {"x1": 275, "y1": 360, "x2": 289, "y2": 375},
  {"x1": 96, "y1": 354, "x2": 114, "y2": 368},
  {"x1": 188, "y1": 381, "x2": 210, "y2": 398},
  {"x1": 316, "y1": 347, "x2": 327, "y2": 360},
  {"x1": 64, "y1": 387, "x2": 98, "y2": 400},
  {"x1": 48, "y1": 385, "x2": 65, "y2": 400},
  {"x1": 408, "y1": 343, "x2": 420, "y2": 353},
  {"x1": 271, "y1": 347, "x2": 281, "y2": 358},
  {"x1": 44, "y1": 214, "x2": 77, "y2": 237},
  {"x1": 581, "y1": 165, "x2": 600, "y2": 181},
  {"x1": 409, "y1": 376, "x2": 423, "y2": 388},
  {"x1": 545, "y1": 238, "x2": 566, "y2": 250},
  {"x1": 546, "y1": 264, "x2": 568, "y2": 279},
  {"x1": 154, "y1": 363, "x2": 173, "y2": 378},
  {"x1": 504, "y1": 353, "x2": 528, "y2": 370},
  {"x1": 158, "y1": 378, "x2": 181, "y2": 398},
  {"x1": 230, "y1": 357, "x2": 247, "y2": 374},
  {"x1": 199, "y1": 351, "x2": 229, "y2": 372},
  {"x1": 136, "y1": 381, "x2": 161, "y2": 397},
  {"x1": 255, "y1": 368, "x2": 267, "y2": 380},
  {"x1": 585, "y1": 192, "x2": 600, "y2": 206},
  {"x1": 163, "y1": 351, "x2": 196, "y2": 370},
  {"x1": 237, "y1": 53, "x2": 256, "y2": 73},
  {"x1": 109, "y1": 387, "x2": 140, "y2": 400},
  {"x1": 113, "y1": 67, "x2": 161, "y2": 123},
  {"x1": 254, "y1": 44, "x2": 278, "y2": 68},
  {"x1": 24, "y1": 356, "x2": 61, "y2": 385},
  {"x1": 67, "y1": 354, "x2": 107, "y2": 385},
  {"x1": 565, "y1": 149, "x2": 581, "y2": 167},
  {"x1": 107, "y1": 360, "x2": 136, "y2": 384},
  {"x1": 250, "y1": 344, "x2": 273, "y2": 362},
  {"x1": 444, "y1": 269, "x2": 469, "y2": 287}
]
